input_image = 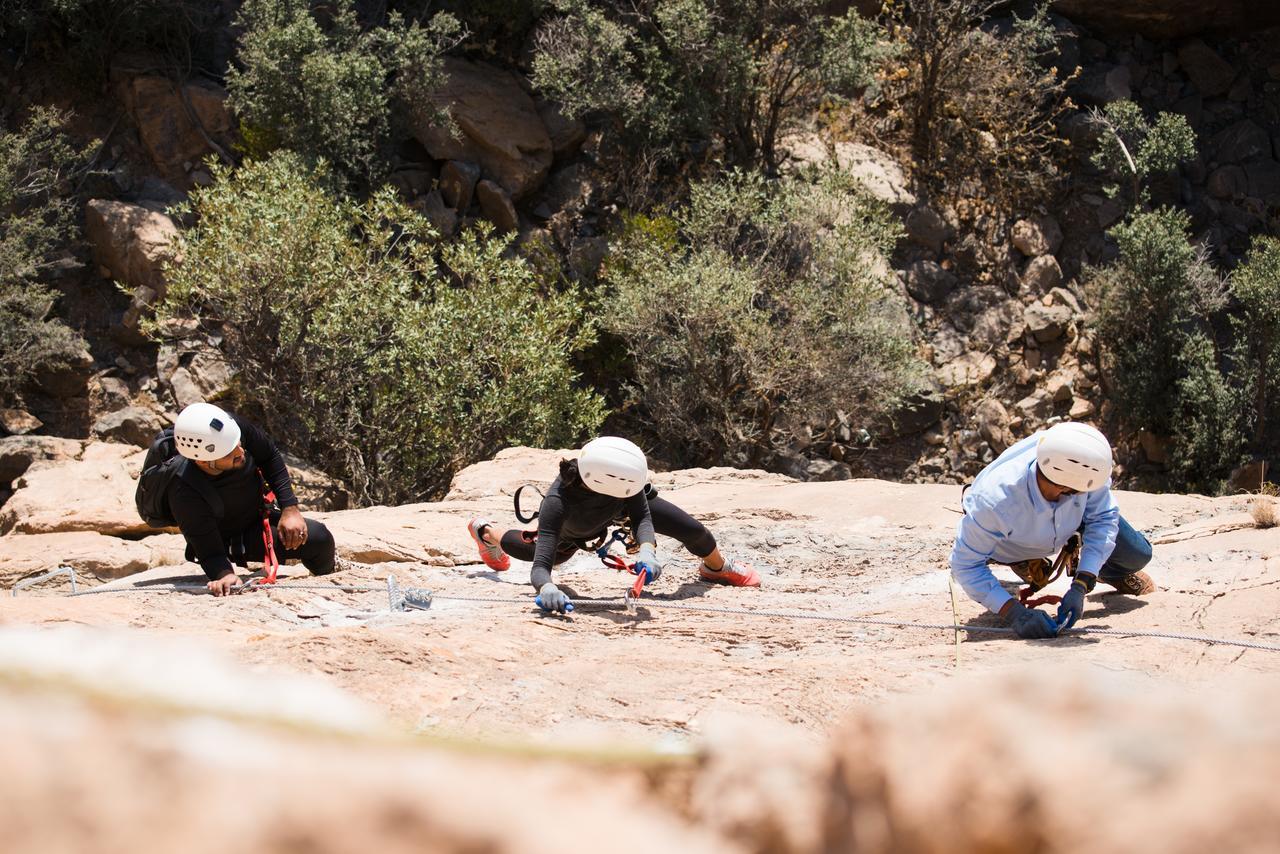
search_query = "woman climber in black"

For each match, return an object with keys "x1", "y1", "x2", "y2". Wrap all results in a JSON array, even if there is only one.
[{"x1": 466, "y1": 437, "x2": 759, "y2": 612}]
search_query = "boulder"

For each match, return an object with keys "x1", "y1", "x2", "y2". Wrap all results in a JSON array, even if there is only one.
[
  {"x1": 1021, "y1": 255, "x2": 1063, "y2": 294},
  {"x1": 1176, "y1": 39, "x2": 1237, "y2": 97},
  {"x1": 1046, "y1": 370, "x2": 1075, "y2": 403},
  {"x1": 120, "y1": 76, "x2": 235, "y2": 183},
  {"x1": 1024, "y1": 303, "x2": 1073, "y2": 343},
  {"x1": 1207, "y1": 164, "x2": 1249, "y2": 198},
  {"x1": 970, "y1": 299, "x2": 1026, "y2": 348},
  {"x1": 1074, "y1": 63, "x2": 1131, "y2": 105},
  {"x1": 905, "y1": 205, "x2": 953, "y2": 254},
  {"x1": 157, "y1": 339, "x2": 233, "y2": 411},
  {"x1": 476, "y1": 179, "x2": 518, "y2": 233},
  {"x1": 1210, "y1": 120, "x2": 1271, "y2": 164},
  {"x1": 91, "y1": 406, "x2": 164, "y2": 448},
  {"x1": 84, "y1": 200, "x2": 180, "y2": 297},
  {"x1": 1015, "y1": 389, "x2": 1053, "y2": 419},
  {"x1": 0, "y1": 531, "x2": 155, "y2": 587},
  {"x1": 0, "y1": 442, "x2": 150, "y2": 536},
  {"x1": 417, "y1": 190, "x2": 458, "y2": 237},
  {"x1": 889, "y1": 388, "x2": 945, "y2": 436},
  {"x1": 803, "y1": 458, "x2": 853, "y2": 482},
  {"x1": 0, "y1": 435, "x2": 85, "y2": 483},
  {"x1": 1069, "y1": 397, "x2": 1097, "y2": 419},
  {"x1": 974, "y1": 398, "x2": 1013, "y2": 453},
  {"x1": 439, "y1": 160, "x2": 481, "y2": 211},
  {"x1": 281, "y1": 454, "x2": 349, "y2": 512},
  {"x1": 33, "y1": 346, "x2": 95, "y2": 398},
  {"x1": 936, "y1": 352, "x2": 998, "y2": 389},
  {"x1": 1010, "y1": 216, "x2": 1063, "y2": 256},
  {"x1": 904, "y1": 260, "x2": 958, "y2": 303},
  {"x1": 534, "y1": 163, "x2": 594, "y2": 217},
  {"x1": 832, "y1": 142, "x2": 917, "y2": 212},
  {"x1": 535, "y1": 99, "x2": 586, "y2": 159},
  {"x1": 411, "y1": 58, "x2": 553, "y2": 200},
  {"x1": 0, "y1": 409, "x2": 42, "y2": 436}
]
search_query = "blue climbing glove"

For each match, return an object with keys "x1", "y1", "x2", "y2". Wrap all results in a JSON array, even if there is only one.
[
  {"x1": 1005, "y1": 600, "x2": 1059, "y2": 639},
  {"x1": 634, "y1": 542, "x2": 663, "y2": 585},
  {"x1": 535, "y1": 582, "x2": 574, "y2": 614},
  {"x1": 1056, "y1": 574, "x2": 1094, "y2": 631}
]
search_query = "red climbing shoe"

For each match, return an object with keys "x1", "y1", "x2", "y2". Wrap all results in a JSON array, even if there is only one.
[
  {"x1": 467, "y1": 518, "x2": 510, "y2": 571},
  {"x1": 699, "y1": 557, "x2": 760, "y2": 587}
]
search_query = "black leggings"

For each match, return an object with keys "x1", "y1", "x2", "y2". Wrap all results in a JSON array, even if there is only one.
[
  {"x1": 499, "y1": 496, "x2": 716, "y2": 565},
  {"x1": 238, "y1": 515, "x2": 337, "y2": 575}
]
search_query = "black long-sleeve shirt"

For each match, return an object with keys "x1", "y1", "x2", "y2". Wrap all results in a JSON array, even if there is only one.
[
  {"x1": 529, "y1": 477, "x2": 655, "y2": 589},
  {"x1": 170, "y1": 415, "x2": 298, "y2": 580}
]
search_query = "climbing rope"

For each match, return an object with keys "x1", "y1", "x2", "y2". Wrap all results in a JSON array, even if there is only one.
[{"x1": 13, "y1": 567, "x2": 1280, "y2": 653}]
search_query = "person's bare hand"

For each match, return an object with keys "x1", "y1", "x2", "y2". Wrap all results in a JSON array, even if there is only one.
[
  {"x1": 207, "y1": 573, "x2": 241, "y2": 597},
  {"x1": 278, "y1": 506, "x2": 307, "y2": 550}
]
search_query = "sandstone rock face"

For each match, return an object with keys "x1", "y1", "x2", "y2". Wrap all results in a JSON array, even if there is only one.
[
  {"x1": 0, "y1": 436, "x2": 85, "y2": 484},
  {"x1": 91, "y1": 406, "x2": 164, "y2": 448},
  {"x1": 0, "y1": 531, "x2": 155, "y2": 586},
  {"x1": 84, "y1": 200, "x2": 181, "y2": 301},
  {"x1": 412, "y1": 58, "x2": 553, "y2": 200},
  {"x1": 120, "y1": 76, "x2": 235, "y2": 183},
  {"x1": 820, "y1": 666, "x2": 1280, "y2": 854},
  {"x1": 0, "y1": 443, "x2": 149, "y2": 536}
]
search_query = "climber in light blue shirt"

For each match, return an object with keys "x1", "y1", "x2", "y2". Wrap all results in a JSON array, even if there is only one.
[{"x1": 949, "y1": 422, "x2": 1154, "y2": 639}]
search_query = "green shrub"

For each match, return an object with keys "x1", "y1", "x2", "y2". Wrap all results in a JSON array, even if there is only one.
[
  {"x1": 1090, "y1": 99, "x2": 1197, "y2": 209},
  {"x1": 0, "y1": 108, "x2": 89, "y2": 405},
  {"x1": 532, "y1": 0, "x2": 887, "y2": 171},
  {"x1": 157, "y1": 153, "x2": 604, "y2": 504},
  {"x1": 227, "y1": 0, "x2": 460, "y2": 187},
  {"x1": 601, "y1": 168, "x2": 927, "y2": 467},
  {"x1": 1091, "y1": 208, "x2": 1245, "y2": 490},
  {"x1": 1233, "y1": 236, "x2": 1280, "y2": 447}
]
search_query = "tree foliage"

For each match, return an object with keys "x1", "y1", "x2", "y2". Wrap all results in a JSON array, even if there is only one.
[
  {"x1": 227, "y1": 0, "x2": 460, "y2": 187},
  {"x1": 1232, "y1": 236, "x2": 1280, "y2": 447},
  {"x1": 882, "y1": 0, "x2": 1071, "y2": 209},
  {"x1": 1090, "y1": 99, "x2": 1197, "y2": 209},
  {"x1": 532, "y1": 0, "x2": 887, "y2": 172},
  {"x1": 0, "y1": 108, "x2": 89, "y2": 405},
  {"x1": 1091, "y1": 208, "x2": 1244, "y2": 491},
  {"x1": 601, "y1": 168, "x2": 927, "y2": 467},
  {"x1": 157, "y1": 153, "x2": 604, "y2": 504}
]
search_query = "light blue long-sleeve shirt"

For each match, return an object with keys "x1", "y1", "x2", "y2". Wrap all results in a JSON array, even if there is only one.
[{"x1": 949, "y1": 432, "x2": 1119, "y2": 614}]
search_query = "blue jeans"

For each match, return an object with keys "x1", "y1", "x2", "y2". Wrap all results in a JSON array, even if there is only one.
[{"x1": 1096, "y1": 515, "x2": 1153, "y2": 581}]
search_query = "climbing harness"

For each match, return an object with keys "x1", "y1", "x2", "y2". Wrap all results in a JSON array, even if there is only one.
[
  {"x1": 259, "y1": 476, "x2": 281, "y2": 584},
  {"x1": 1011, "y1": 534, "x2": 1081, "y2": 608},
  {"x1": 14, "y1": 566, "x2": 1280, "y2": 654}
]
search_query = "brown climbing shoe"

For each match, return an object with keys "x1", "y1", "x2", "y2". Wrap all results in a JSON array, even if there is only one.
[{"x1": 1101, "y1": 570, "x2": 1156, "y2": 595}]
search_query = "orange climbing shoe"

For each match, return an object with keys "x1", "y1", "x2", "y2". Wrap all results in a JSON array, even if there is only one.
[
  {"x1": 698, "y1": 557, "x2": 760, "y2": 587},
  {"x1": 467, "y1": 518, "x2": 510, "y2": 571}
]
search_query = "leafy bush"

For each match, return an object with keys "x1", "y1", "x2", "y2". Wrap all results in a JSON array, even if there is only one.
[
  {"x1": 532, "y1": 0, "x2": 887, "y2": 172},
  {"x1": 1231, "y1": 236, "x2": 1280, "y2": 446},
  {"x1": 157, "y1": 153, "x2": 604, "y2": 504},
  {"x1": 601, "y1": 169, "x2": 927, "y2": 467},
  {"x1": 1090, "y1": 99, "x2": 1197, "y2": 209},
  {"x1": 0, "y1": 108, "x2": 89, "y2": 405},
  {"x1": 227, "y1": 0, "x2": 460, "y2": 187},
  {"x1": 1090, "y1": 208, "x2": 1245, "y2": 490}
]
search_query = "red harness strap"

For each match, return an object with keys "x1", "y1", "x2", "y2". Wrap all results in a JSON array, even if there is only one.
[{"x1": 259, "y1": 477, "x2": 279, "y2": 584}]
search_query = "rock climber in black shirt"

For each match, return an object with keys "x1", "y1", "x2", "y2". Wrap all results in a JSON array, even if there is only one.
[
  {"x1": 466, "y1": 436, "x2": 759, "y2": 613},
  {"x1": 168, "y1": 402, "x2": 339, "y2": 596}
]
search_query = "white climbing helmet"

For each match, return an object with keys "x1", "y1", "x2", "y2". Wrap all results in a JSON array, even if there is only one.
[
  {"x1": 173, "y1": 402, "x2": 241, "y2": 461},
  {"x1": 577, "y1": 436, "x2": 648, "y2": 498},
  {"x1": 1036, "y1": 422, "x2": 1112, "y2": 492}
]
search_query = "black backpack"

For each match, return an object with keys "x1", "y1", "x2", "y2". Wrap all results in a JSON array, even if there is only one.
[{"x1": 135, "y1": 427, "x2": 224, "y2": 528}]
